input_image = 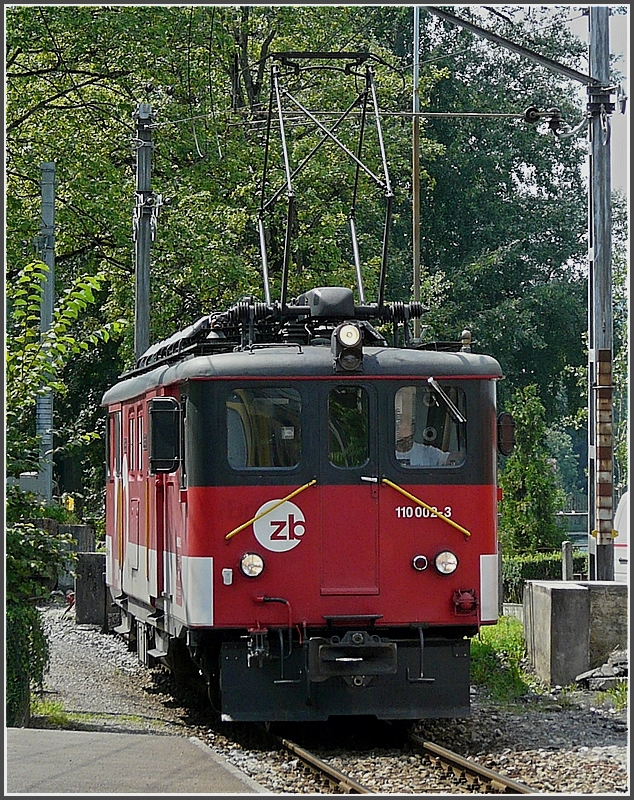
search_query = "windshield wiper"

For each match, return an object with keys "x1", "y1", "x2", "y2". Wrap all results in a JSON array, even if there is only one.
[{"x1": 427, "y1": 377, "x2": 467, "y2": 424}]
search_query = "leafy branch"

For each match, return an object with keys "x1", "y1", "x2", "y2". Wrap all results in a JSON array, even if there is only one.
[{"x1": 5, "y1": 260, "x2": 126, "y2": 477}]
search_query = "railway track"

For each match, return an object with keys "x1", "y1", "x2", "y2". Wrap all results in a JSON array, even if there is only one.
[
  {"x1": 280, "y1": 736, "x2": 375, "y2": 794},
  {"x1": 271, "y1": 731, "x2": 539, "y2": 794},
  {"x1": 409, "y1": 734, "x2": 538, "y2": 794}
]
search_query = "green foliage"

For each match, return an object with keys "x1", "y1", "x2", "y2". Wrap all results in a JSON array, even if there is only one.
[
  {"x1": 5, "y1": 5, "x2": 431, "y2": 511},
  {"x1": 415, "y1": 7, "x2": 596, "y2": 426},
  {"x1": 544, "y1": 423, "x2": 584, "y2": 498},
  {"x1": 6, "y1": 485, "x2": 80, "y2": 526},
  {"x1": 470, "y1": 616, "x2": 529, "y2": 702},
  {"x1": 611, "y1": 202, "x2": 629, "y2": 493},
  {"x1": 6, "y1": 604, "x2": 49, "y2": 726},
  {"x1": 598, "y1": 680, "x2": 628, "y2": 712},
  {"x1": 502, "y1": 551, "x2": 588, "y2": 604},
  {"x1": 6, "y1": 6, "x2": 626, "y2": 531},
  {"x1": 5, "y1": 257, "x2": 122, "y2": 725},
  {"x1": 5, "y1": 520, "x2": 76, "y2": 606},
  {"x1": 5, "y1": 499, "x2": 77, "y2": 728},
  {"x1": 499, "y1": 385, "x2": 568, "y2": 551},
  {"x1": 5, "y1": 260, "x2": 126, "y2": 479}
]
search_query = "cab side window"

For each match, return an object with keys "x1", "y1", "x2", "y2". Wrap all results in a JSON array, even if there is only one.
[{"x1": 395, "y1": 385, "x2": 465, "y2": 467}]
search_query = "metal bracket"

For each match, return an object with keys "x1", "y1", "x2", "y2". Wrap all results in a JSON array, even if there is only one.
[{"x1": 407, "y1": 627, "x2": 435, "y2": 683}]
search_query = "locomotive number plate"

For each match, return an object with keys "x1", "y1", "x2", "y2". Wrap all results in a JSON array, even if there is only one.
[{"x1": 395, "y1": 505, "x2": 453, "y2": 519}]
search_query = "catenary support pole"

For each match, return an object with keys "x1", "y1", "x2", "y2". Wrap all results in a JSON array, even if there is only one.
[
  {"x1": 587, "y1": 7, "x2": 614, "y2": 580},
  {"x1": 36, "y1": 162, "x2": 55, "y2": 504},
  {"x1": 133, "y1": 103, "x2": 154, "y2": 361},
  {"x1": 412, "y1": 6, "x2": 421, "y2": 338}
]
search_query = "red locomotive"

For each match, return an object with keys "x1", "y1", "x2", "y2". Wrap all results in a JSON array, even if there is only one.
[{"x1": 102, "y1": 53, "x2": 512, "y2": 722}]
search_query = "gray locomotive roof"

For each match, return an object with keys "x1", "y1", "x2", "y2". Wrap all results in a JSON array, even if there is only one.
[{"x1": 101, "y1": 345, "x2": 503, "y2": 406}]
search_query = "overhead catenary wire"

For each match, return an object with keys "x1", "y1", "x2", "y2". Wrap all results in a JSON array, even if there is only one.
[{"x1": 151, "y1": 109, "x2": 530, "y2": 129}]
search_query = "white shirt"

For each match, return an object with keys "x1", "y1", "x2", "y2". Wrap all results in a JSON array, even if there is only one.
[{"x1": 396, "y1": 441, "x2": 449, "y2": 466}]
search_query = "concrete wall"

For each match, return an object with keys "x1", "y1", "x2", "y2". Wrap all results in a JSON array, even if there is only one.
[
  {"x1": 523, "y1": 580, "x2": 628, "y2": 686},
  {"x1": 576, "y1": 581, "x2": 628, "y2": 667},
  {"x1": 523, "y1": 581, "x2": 590, "y2": 686},
  {"x1": 502, "y1": 602, "x2": 524, "y2": 622}
]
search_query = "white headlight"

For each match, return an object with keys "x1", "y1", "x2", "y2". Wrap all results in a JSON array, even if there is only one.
[
  {"x1": 240, "y1": 552, "x2": 265, "y2": 577},
  {"x1": 338, "y1": 323, "x2": 361, "y2": 347},
  {"x1": 434, "y1": 550, "x2": 458, "y2": 575}
]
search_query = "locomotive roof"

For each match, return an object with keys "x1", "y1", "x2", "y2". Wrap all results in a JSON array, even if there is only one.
[{"x1": 101, "y1": 345, "x2": 503, "y2": 406}]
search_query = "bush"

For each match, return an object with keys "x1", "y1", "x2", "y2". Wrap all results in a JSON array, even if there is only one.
[
  {"x1": 6, "y1": 520, "x2": 76, "y2": 605},
  {"x1": 498, "y1": 385, "x2": 568, "y2": 552},
  {"x1": 6, "y1": 604, "x2": 49, "y2": 727},
  {"x1": 502, "y1": 550, "x2": 588, "y2": 604},
  {"x1": 5, "y1": 500, "x2": 77, "y2": 729}
]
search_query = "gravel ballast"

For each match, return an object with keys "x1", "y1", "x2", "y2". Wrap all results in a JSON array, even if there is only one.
[{"x1": 31, "y1": 601, "x2": 629, "y2": 794}]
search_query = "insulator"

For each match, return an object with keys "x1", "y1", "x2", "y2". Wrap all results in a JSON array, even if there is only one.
[
  {"x1": 387, "y1": 301, "x2": 424, "y2": 322},
  {"x1": 282, "y1": 322, "x2": 310, "y2": 343},
  {"x1": 524, "y1": 106, "x2": 541, "y2": 124},
  {"x1": 226, "y1": 300, "x2": 272, "y2": 324}
]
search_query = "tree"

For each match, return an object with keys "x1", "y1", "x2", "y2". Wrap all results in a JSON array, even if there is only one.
[
  {"x1": 544, "y1": 422, "x2": 584, "y2": 499},
  {"x1": 498, "y1": 384, "x2": 568, "y2": 552},
  {"x1": 6, "y1": 261, "x2": 125, "y2": 478},
  {"x1": 5, "y1": 5, "x2": 443, "y2": 511},
  {"x1": 414, "y1": 6, "x2": 590, "y2": 423},
  {"x1": 5, "y1": 258, "x2": 124, "y2": 724},
  {"x1": 6, "y1": 5, "x2": 615, "y2": 516}
]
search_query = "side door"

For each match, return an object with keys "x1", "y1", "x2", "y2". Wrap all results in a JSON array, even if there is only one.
[
  {"x1": 318, "y1": 382, "x2": 380, "y2": 596},
  {"x1": 105, "y1": 408, "x2": 123, "y2": 593}
]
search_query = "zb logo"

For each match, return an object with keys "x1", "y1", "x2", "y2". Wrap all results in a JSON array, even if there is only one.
[{"x1": 253, "y1": 500, "x2": 305, "y2": 552}]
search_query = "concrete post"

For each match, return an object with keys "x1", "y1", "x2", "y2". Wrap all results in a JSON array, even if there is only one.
[
  {"x1": 36, "y1": 162, "x2": 55, "y2": 503},
  {"x1": 562, "y1": 540, "x2": 574, "y2": 580}
]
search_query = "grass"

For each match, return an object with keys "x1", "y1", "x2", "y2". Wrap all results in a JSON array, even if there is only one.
[
  {"x1": 471, "y1": 616, "x2": 629, "y2": 713},
  {"x1": 470, "y1": 616, "x2": 532, "y2": 704},
  {"x1": 30, "y1": 698, "x2": 73, "y2": 727},
  {"x1": 598, "y1": 679, "x2": 628, "y2": 711},
  {"x1": 30, "y1": 696, "x2": 149, "y2": 729}
]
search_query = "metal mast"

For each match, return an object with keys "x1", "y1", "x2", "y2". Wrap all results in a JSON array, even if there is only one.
[
  {"x1": 412, "y1": 6, "x2": 421, "y2": 338},
  {"x1": 36, "y1": 161, "x2": 56, "y2": 503},
  {"x1": 587, "y1": 6, "x2": 615, "y2": 580},
  {"x1": 133, "y1": 103, "x2": 155, "y2": 361}
]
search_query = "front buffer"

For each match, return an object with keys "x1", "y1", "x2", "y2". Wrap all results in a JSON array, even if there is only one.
[{"x1": 219, "y1": 629, "x2": 470, "y2": 722}]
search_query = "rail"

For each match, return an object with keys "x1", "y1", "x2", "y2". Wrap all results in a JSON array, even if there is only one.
[
  {"x1": 411, "y1": 734, "x2": 539, "y2": 794},
  {"x1": 279, "y1": 737, "x2": 375, "y2": 794}
]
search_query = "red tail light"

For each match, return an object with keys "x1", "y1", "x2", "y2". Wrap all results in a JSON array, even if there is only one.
[{"x1": 453, "y1": 588, "x2": 477, "y2": 614}]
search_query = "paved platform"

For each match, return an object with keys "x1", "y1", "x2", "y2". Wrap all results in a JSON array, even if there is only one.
[{"x1": 5, "y1": 727, "x2": 268, "y2": 794}]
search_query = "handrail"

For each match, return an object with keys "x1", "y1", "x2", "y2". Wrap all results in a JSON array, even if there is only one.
[{"x1": 225, "y1": 479, "x2": 317, "y2": 541}]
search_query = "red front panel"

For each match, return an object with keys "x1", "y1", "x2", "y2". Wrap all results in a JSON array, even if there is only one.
[{"x1": 186, "y1": 481, "x2": 497, "y2": 629}]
